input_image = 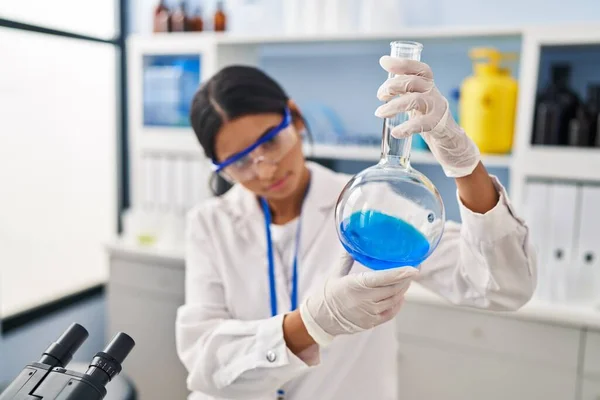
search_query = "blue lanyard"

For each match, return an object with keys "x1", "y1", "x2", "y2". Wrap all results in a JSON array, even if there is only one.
[
  {"x1": 260, "y1": 178, "x2": 310, "y2": 400},
  {"x1": 260, "y1": 198, "x2": 302, "y2": 400},
  {"x1": 260, "y1": 197, "x2": 302, "y2": 317},
  {"x1": 261, "y1": 198, "x2": 302, "y2": 400}
]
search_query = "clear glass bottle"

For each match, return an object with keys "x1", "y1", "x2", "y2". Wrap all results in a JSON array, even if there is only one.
[
  {"x1": 170, "y1": 1, "x2": 188, "y2": 32},
  {"x1": 153, "y1": 0, "x2": 171, "y2": 33},
  {"x1": 335, "y1": 41, "x2": 445, "y2": 270}
]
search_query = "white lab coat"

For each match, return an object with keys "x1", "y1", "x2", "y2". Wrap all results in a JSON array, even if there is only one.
[{"x1": 175, "y1": 161, "x2": 537, "y2": 400}]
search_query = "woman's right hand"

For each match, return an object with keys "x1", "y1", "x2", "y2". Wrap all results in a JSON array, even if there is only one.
[{"x1": 299, "y1": 253, "x2": 418, "y2": 347}]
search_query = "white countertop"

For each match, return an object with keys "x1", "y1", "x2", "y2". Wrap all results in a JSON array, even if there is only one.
[
  {"x1": 106, "y1": 239, "x2": 185, "y2": 265},
  {"x1": 404, "y1": 282, "x2": 600, "y2": 331},
  {"x1": 106, "y1": 240, "x2": 600, "y2": 331}
]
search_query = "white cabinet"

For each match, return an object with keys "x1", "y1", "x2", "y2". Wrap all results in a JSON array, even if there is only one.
[
  {"x1": 396, "y1": 302, "x2": 581, "y2": 400},
  {"x1": 581, "y1": 331, "x2": 600, "y2": 400},
  {"x1": 397, "y1": 338, "x2": 577, "y2": 400},
  {"x1": 107, "y1": 248, "x2": 188, "y2": 400},
  {"x1": 396, "y1": 302, "x2": 580, "y2": 369},
  {"x1": 584, "y1": 331, "x2": 600, "y2": 378},
  {"x1": 581, "y1": 379, "x2": 600, "y2": 400}
]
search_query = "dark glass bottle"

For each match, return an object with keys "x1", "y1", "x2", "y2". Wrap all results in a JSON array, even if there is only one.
[
  {"x1": 170, "y1": 1, "x2": 188, "y2": 32},
  {"x1": 568, "y1": 110, "x2": 592, "y2": 147},
  {"x1": 569, "y1": 85, "x2": 600, "y2": 147},
  {"x1": 188, "y1": 7, "x2": 204, "y2": 32},
  {"x1": 532, "y1": 64, "x2": 580, "y2": 145},
  {"x1": 153, "y1": 0, "x2": 170, "y2": 33},
  {"x1": 214, "y1": 0, "x2": 227, "y2": 32},
  {"x1": 585, "y1": 85, "x2": 600, "y2": 146}
]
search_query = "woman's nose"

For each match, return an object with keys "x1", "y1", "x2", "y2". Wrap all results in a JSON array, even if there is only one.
[{"x1": 255, "y1": 161, "x2": 277, "y2": 180}]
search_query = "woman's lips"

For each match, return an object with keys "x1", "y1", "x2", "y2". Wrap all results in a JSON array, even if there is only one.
[{"x1": 268, "y1": 174, "x2": 290, "y2": 191}]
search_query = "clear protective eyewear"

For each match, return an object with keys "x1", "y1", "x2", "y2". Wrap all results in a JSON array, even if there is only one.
[{"x1": 212, "y1": 108, "x2": 297, "y2": 182}]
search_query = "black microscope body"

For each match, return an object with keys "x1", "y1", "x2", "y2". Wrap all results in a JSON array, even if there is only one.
[{"x1": 0, "y1": 323, "x2": 135, "y2": 400}]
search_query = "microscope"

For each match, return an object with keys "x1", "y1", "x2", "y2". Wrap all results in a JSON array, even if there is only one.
[{"x1": 0, "y1": 323, "x2": 135, "y2": 399}]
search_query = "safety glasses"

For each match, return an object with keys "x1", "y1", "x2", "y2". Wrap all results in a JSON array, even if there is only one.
[{"x1": 211, "y1": 108, "x2": 297, "y2": 183}]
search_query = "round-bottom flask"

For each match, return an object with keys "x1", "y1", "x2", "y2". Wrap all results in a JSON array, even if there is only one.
[{"x1": 335, "y1": 41, "x2": 445, "y2": 270}]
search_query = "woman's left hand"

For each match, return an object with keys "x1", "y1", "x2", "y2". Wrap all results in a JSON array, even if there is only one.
[{"x1": 375, "y1": 55, "x2": 481, "y2": 178}]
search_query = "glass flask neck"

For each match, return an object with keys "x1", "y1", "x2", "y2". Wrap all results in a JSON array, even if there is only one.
[
  {"x1": 380, "y1": 115, "x2": 412, "y2": 169},
  {"x1": 379, "y1": 40, "x2": 423, "y2": 170}
]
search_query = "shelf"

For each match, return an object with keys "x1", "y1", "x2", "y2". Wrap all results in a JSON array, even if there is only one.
[
  {"x1": 132, "y1": 25, "x2": 525, "y2": 52},
  {"x1": 129, "y1": 25, "x2": 527, "y2": 59},
  {"x1": 516, "y1": 146, "x2": 600, "y2": 181},
  {"x1": 131, "y1": 23, "x2": 600, "y2": 48},
  {"x1": 211, "y1": 25, "x2": 524, "y2": 45},
  {"x1": 306, "y1": 143, "x2": 380, "y2": 162},
  {"x1": 136, "y1": 129, "x2": 512, "y2": 167},
  {"x1": 306, "y1": 143, "x2": 512, "y2": 167}
]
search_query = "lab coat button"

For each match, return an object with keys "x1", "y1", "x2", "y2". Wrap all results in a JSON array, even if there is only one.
[{"x1": 266, "y1": 350, "x2": 277, "y2": 362}]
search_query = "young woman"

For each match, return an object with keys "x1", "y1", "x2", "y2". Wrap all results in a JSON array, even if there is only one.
[{"x1": 175, "y1": 56, "x2": 537, "y2": 400}]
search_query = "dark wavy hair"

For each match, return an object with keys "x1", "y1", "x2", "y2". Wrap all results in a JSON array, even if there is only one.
[{"x1": 189, "y1": 65, "x2": 309, "y2": 194}]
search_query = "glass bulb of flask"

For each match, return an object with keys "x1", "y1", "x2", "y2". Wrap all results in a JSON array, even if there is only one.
[{"x1": 335, "y1": 41, "x2": 445, "y2": 270}]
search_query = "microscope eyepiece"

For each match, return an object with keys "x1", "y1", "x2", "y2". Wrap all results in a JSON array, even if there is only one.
[
  {"x1": 103, "y1": 332, "x2": 135, "y2": 365},
  {"x1": 1, "y1": 323, "x2": 135, "y2": 400},
  {"x1": 39, "y1": 323, "x2": 89, "y2": 368},
  {"x1": 85, "y1": 332, "x2": 135, "y2": 387}
]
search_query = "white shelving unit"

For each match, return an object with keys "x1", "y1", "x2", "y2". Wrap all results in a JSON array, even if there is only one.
[
  {"x1": 126, "y1": 23, "x2": 600, "y2": 312},
  {"x1": 127, "y1": 25, "x2": 528, "y2": 210},
  {"x1": 127, "y1": 23, "x2": 600, "y2": 205}
]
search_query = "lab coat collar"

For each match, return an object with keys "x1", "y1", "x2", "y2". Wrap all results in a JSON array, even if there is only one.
[{"x1": 223, "y1": 161, "x2": 347, "y2": 254}]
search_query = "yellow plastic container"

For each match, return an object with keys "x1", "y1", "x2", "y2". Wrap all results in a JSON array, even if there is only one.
[{"x1": 459, "y1": 48, "x2": 518, "y2": 154}]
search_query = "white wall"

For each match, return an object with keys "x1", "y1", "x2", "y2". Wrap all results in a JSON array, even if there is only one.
[{"x1": 0, "y1": 28, "x2": 118, "y2": 317}]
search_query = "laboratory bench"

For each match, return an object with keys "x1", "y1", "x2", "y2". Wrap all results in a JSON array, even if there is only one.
[{"x1": 106, "y1": 239, "x2": 600, "y2": 400}]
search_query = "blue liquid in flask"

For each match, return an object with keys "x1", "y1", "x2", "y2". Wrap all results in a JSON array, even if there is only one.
[{"x1": 340, "y1": 210, "x2": 430, "y2": 270}]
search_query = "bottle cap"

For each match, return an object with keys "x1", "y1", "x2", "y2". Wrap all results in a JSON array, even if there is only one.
[
  {"x1": 551, "y1": 64, "x2": 571, "y2": 85},
  {"x1": 469, "y1": 47, "x2": 517, "y2": 76}
]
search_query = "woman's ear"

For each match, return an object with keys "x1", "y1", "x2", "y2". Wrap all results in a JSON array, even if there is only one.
[{"x1": 287, "y1": 99, "x2": 306, "y2": 132}]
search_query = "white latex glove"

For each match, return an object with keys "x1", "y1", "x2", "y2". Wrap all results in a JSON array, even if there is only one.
[
  {"x1": 375, "y1": 56, "x2": 481, "y2": 178},
  {"x1": 299, "y1": 253, "x2": 418, "y2": 347}
]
